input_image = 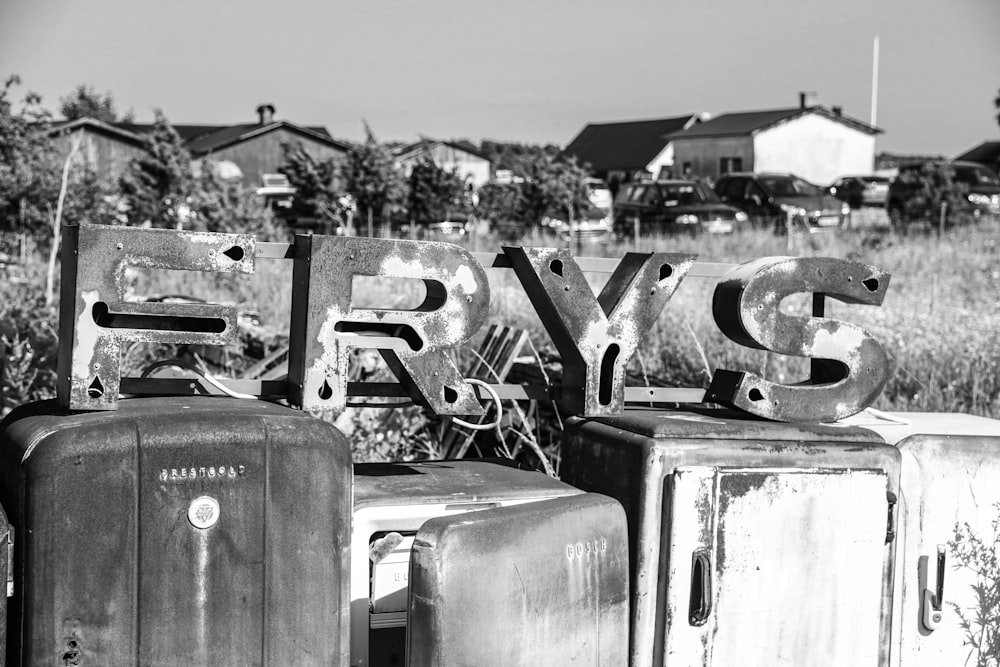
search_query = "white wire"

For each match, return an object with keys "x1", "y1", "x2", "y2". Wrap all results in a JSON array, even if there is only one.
[
  {"x1": 197, "y1": 370, "x2": 259, "y2": 400},
  {"x1": 450, "y1": 378, "x2": 504, "y2": 434},
  {"x1": 140, "y1": 359, "x2": 258, "y2": 401}
]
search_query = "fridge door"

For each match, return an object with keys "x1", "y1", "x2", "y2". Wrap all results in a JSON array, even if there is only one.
[
  {"x1": 892, "y1": 433, "x2": 1000, "y2": 667},
  {"x1": 664, "y1": 467, "x2": 890, "y2": 666}
]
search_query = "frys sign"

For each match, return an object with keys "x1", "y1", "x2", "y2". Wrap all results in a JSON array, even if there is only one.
[{"x1": 56, "y1": 224, "x2": 893, "y2": 423}]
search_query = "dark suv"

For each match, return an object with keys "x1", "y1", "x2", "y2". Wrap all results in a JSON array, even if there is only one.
[
  {"x1": 887, "y1": 160, "x2": 1000, "y2": 225},
  {"x1": 715, "y1": 172, "x2": 849, "y2": 231},
  {"x1": 613, "y1": 180, "x2": 747, "y2": 236}
]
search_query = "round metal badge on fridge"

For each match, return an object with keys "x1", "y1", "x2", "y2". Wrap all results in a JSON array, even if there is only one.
[{"x1": 188, "y1": 495, "x2": 221, "y2": 529}]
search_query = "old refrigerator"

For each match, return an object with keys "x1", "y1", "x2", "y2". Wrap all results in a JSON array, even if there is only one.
[
  {"x1": 406, "y1": 493, "x2": 630, "y2": 667},
  {"x1": 0, "y1": 396, "x2": 353, "y2": 666},
  {"x1": 351, "y1": 459, "x2": 584, "y2": 667},
  {"x1": 561, "y1": 407, "x2": 901, "y2": 667},
  {"x1": 847, "y1": 412, "x2": 1000, "y2": 667}
]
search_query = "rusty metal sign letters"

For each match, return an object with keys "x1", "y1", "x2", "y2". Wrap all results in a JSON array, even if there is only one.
[
  {"x1": 503, "y1": 247, "x2": 694, "y2": 415},
  {"x1": 287, "y1": 235, "x2": 490, "y2": 415},
  {"x1": 705, "y1": 256, "x2": 893, "y2": 422},
  {"x1": 57, "y1": 224, "x2": 255, "y2": 410}
]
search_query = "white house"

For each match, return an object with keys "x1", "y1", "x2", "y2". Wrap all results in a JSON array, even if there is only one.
[
  {"x1": 669, "y1": 96, "x2": 881, "y2": 185},
  {"x1": 394, "y1": 140, "x2": 492, "y2": 189}
]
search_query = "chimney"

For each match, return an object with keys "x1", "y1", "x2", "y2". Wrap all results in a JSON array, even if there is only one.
[
  {"x1": 832, "y1": 105, "x2": 843, "y2": 116},
  {"x1": 798, "y1": 91, "x2": 817, "y2": 109},
  {"x1": 256, "y1": 103, "x2": 275, "y2": 125}
]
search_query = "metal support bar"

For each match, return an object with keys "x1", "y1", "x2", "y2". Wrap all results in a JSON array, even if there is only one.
[
  {"x1": 121, "y1": 377, "x2": 705, "y2": 405},
  {"x1": 253, "y1": 245, "x2": 737, "y2": 278}
]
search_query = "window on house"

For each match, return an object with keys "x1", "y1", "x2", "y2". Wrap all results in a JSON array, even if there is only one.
[{"x1": 719, "y1": 157, "x2": 743, "y2": 175}]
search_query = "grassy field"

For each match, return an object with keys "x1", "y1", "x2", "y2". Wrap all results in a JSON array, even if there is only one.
[{"x1": 2, "y1": 218, "x2": 998, "y2": 463}]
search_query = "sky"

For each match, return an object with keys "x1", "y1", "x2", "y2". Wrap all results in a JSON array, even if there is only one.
[{"x1": 1, "y1": 0, "x2": 998, "y2": 157}]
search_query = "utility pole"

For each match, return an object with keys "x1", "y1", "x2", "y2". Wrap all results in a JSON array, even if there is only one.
[{"x1": 871, "y1": 34, "x2": 880, "y2": 127}]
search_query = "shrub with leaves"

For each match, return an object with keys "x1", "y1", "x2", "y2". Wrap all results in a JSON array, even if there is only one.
[
  {"x1": 0, "y1": 281, "x2": 59, "y2": 413},
  {"x1": 406, "y1": 156, "x2": 467, "y2": 225},
  {"x1": 0, "y1": 75, "x2": 59, "y2": 241},
  {"x1": 897, "y1": 162, "x2": 973, "y2": 225},
  {"x1": 344, "y1": 125, "x2": 405, "y2": 232},
  {"x1": 118, "y1": 109, "x2": 195, "y2": 228},
  {"x1": 949, "y1": 505, "x2": 1000, "y2": 667},
  {"x1": 278, "y1": 141, "x2": 348, "y2": 233}
]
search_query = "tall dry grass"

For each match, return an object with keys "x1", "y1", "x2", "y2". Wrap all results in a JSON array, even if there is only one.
[{"x1": 3, "y1": 221, "x2": 998, "y2": 462}]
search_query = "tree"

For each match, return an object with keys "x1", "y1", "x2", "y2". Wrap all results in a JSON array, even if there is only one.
[
  {"x1": 0, "y1": 75, "x2": 59, "y2": 241},
  {"x1": 278, "y1": 142, "x2": 347, "y2": 232},
  {"x1": 479, "y1": 140, "x2": 561, "y2": 175},
  {"x1": 475, "y1": 180, "x2": 525, "y2": 238},
  {"x1": 118, "y1": 110, "x2": 195, "y2": 227},
  {"x1": 189, "y1": 169, "x2": 284, "y2": 239},
  {"x1": 894, "y1": 161, "x2": 972, "y2": 226},
  {"x1": 521, "y1": 153, "x2": 591, "y2": 226},
  {"x1": 344, "y1": 124, "x2": 404, "y2": 233},
  {"x1": 59, "y1": 84, "x2": 133, "y2": 123},
  {"x1": 406, "y1": 156, "x2": 467, "y2": 225}
]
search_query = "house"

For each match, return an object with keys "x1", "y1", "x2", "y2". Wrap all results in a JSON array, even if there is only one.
[
  {"x1": 669, "y1": 95, "x2": 881, "y2": 185},
  {"x1": 49, "y1": 104, "x2": 351, "y2": 187},
  {"x1": 562, "y1": 114, "x2": 701, "y2": 187},
  {"x1": 48, "y1": 118, "x2": 148, "y2": 181},
  {"x1": 393, "y1": 139, "x2": 491, "y2": 188},
  {"x1": 123, "y1": 105, "x2": 351, "y2": 187},
  {"x1": 954, "y1": 141, "x2": 1000, "y2": 174}
]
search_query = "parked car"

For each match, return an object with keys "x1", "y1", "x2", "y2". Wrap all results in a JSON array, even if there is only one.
[
  {"x1": 586, "y1": 177, "x2": 614, "y2": 214},
  {"x1": 829, "y1": 175, "x2": 891, "y2": 208},
  {"x1": 887, "y1": 160, "x2": 1000, "y2": 225},
  {"x1": 428, "y1": 216, "x2": 470, "y2": 239},
  {"x1": 715, "y1": 172, "x2": 850, "y2": 231},
  {"x1": 612, "y1": 180, "x2": 747, "y2": 237},
  {"x1": 389, "y1": 213, "x2": 470, "y2": 240},
  {"x1": 540, "y1": 202, "x2": 612, "y2": 242}
]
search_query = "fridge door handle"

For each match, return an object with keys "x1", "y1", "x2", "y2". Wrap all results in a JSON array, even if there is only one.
[
  {"x1": 921, "y1": 545, "x2": 946, "y2": 631},
  {"x1": 688, "y1": 549, "x2": 713, "y2": 626}
]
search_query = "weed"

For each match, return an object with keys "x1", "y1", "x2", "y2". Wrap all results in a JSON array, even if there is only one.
[{"x1": 948, "y1": 504, "x2": 1000, "y2": 666}]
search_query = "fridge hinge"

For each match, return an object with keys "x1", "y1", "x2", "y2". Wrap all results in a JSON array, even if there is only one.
[{"x1": 885, "y1": 491, "x2": 897, "y2": 544}]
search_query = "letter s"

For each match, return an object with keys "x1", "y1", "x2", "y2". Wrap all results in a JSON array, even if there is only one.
[{"x1": 705, "y1": 257, "x2": 892, "y2": 422}]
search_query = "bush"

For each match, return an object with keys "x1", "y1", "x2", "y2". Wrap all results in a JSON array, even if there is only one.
[{"x1": 1, "y1": 281, "x2": 58, "y2": 413}]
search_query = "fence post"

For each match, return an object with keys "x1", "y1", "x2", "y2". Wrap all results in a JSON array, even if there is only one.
[
  {"x1": 786, "y1": 210, "x2": 794, "y2": 253},
  {"x1": 938, "y1": 201, "x2": 947, "y2": 238}
]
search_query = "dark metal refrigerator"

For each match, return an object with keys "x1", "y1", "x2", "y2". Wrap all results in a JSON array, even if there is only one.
[{"x1": 0, "y1": 396, "x2": 353, "y2": 666}]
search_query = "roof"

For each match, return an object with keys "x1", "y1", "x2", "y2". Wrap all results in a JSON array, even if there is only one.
[
  {"x1": 669, "y1": 106, "x2": 881, "y2": 140},
  {"x1": 109, "y1": 120, "x2": 348, "y2": 155},
  {"x1": 46, "y1": 118, "x2": 145, "y2": 145},
  {"x1": 115, "y1": 123, "x2": 223, "y2": 142},
  {"x1": 954, "y1": 141, "x2": 1000, "y2": 166},
  {"x1": 394, "y1": 139, "x2": 489, "y2": 161},
  {"x1": 562, "y1": 115, "x2": 697, "y2": 172}
]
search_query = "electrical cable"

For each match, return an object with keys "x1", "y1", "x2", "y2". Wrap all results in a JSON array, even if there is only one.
[
  {"x1": 139, "y1": 359, "x2": 258, "y2": 400},
  {"x1": 449, "y1": 378, "x2": 504, "y2": 440}
]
